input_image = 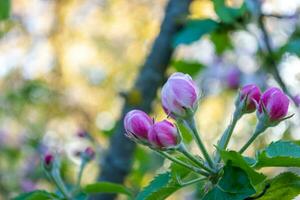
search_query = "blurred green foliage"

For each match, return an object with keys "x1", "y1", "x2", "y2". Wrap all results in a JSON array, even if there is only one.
[{"x1": 0, "y1": 0, "x2": 10, "y2": 20}]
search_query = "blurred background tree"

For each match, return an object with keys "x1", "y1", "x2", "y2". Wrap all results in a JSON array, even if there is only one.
[{"x1": 0, "y1": 0, "x2": 300, "y2": 199}]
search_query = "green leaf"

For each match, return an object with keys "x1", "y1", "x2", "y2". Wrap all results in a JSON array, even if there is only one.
[
  {"x1": 173, "y1": 19, "x2": 219, "y2": 47},
  {"x1": 220, "y1": 150, "x2": 266, "y2": 186},
  {"x1": 255, "y1": 140, "x2": 300, "y2": 168},
  {"x1": 243, "y1": 156, "x2": 256, "y2": 166},
  {"x1": 257, "y1": 172, "x2": 300, "y2": 200},
  {"x1": 13, "y1": 190, "x2": 59, "y2": 200},
  {"x1": 210, "y1": 31, "x2": 233, "y2": 55},
  {"x1": 136, "y1": 163, "x2": 192, "y2": 200},
  {"x1": 213, "y1": 0, "x2": 247, "y2": 24},
  {"x1": 219, "y1": 164, "x2": 255, "y2": 194},
  {"x1": 170, "y1": 160, "x2": 192, "y2": 180},
  {"x1": 83, "y1": 182, "x2": 132, "y2": 197},
  {"x1": 136, "y1": 172, "x2": 177, "y2": 200},
  {"x1": 280, "y1": 39, "x2": 300, "y2": 56},
  {"x1": 73, "y1": 192, "x2": 88, "y2": 200},
  {"x1": 177, "y1": 122, "x2": 194, "y2": 143},
  {"x1": 0, "y1": 0, "x2": 10, "y2": 20},
  {"x1": 171, "y1": 60, "x2": 204, "y2": 77},
  {"x1": 203, "y1": 164, "x2": 256, "y2": 200}
]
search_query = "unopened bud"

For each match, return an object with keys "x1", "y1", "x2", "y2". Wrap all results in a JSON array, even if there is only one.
[
  {"x1": 77, "y1": 130, "x2": 88, "y2": 138},
  {"x1": 82, "y1": 147, "x2": 95, "y2": 161},
  {"x1": 226, "y1": 67, "x2": 241, "y2": 89},
  {"x1": 148, "y1": 120, "x2": 180, "y2": 149},
  {"x1": 43, "y1": 153, "x2": 54, "y2": 170},
  {"x1": 124, "y1": 109, "x2": 153, "y2": 141},
  {"x1": 258, "y1": 87, "x2": 290, "y2": 124},
  {"x1": 239, "y1": 84, "x2": 261, "y2": 113},
  {"x1": 161, "y1": 73, "x2": 200, "y2": 119}
]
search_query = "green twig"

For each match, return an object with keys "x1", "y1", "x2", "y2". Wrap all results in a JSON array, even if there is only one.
[
  {"x1": 177, "y1": 177, "x2": 207, "y2": 187},
  {"x1": 239, "y1": 121, "x2": 267, "y2": 153},
  {"x1": 76, "y1": 161, "x2": 85, "y2": 188},
  {"x1": 156, "y1": 150, "x2": 209, "y2": 177},
  {"x1": 184, "y1": 117, "x2": 215, "y2": 169},
  {"x1": 258, "y1": 15, "x2": 298, "y2": 107},
  {"x1": 50, "y1": 169, "x2": 72, "y2": 200},
  {"x1": 178, "y1": 143, "x2": 215, "y2": 173},
  {"x1": 215, "y1": 110, "x2": 242, "y2": 162}
]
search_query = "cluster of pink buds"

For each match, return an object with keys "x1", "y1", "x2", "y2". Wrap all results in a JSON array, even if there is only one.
[
  {"x1": 124, "y1": 72, "x2": 292, "y2": 152},
  {"x1": 237, "y1": 84, "x2": 290, "y2": 126},
  {"x1": 124, "y1": 110, "x2": 180, "y2": 150},
  {"x1": 124, "y1": 72, "x2": 200, "y2": 149}
]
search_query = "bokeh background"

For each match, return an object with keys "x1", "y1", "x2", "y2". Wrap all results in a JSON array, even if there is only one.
[{"x1": 0, "y1": 0, "x2": 300, "y2": 199}]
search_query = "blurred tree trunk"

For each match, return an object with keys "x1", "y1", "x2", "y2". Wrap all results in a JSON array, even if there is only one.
[{"x1": 91, "y1": 0, "x2": 192, "y2": 199}]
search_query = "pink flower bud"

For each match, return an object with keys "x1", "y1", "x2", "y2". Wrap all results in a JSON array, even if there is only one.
[
  {"x1": 258, "y1": 87, "x2": 289, "y2": 122},
  {"x1": 161, "y1": 73, "x2": 199, "y2": 118},
  {"x1": 124, "y1": 109, "x2": 153, "y2": 140},
  {"x1": 77, "y1": 130, "x2": 88, "y2": 138},
  {"x1": 83, "y1": 147, "x2": 95, "y2": 160},
  {"x1": 239, "y1": 84, "x2": 261, "y2": 113},
  {"x1": 226, "y1": 68, "x2": 241, "y2": 89},
  {"x1": 148, "y1": 120, "x2": 180, "y2": 149},
  {"x1": 43, "y1": 153, "x2": 54, "y2": 169}
]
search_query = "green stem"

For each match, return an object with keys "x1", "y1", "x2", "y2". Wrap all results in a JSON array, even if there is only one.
[
  {"x1": 74, "y1": 159, "x2": 86, "y2": 194},
  {"x1": 184, "y1": 117, "x2": 214, "y2": 169},
  {"x1": 179, "y1": 177, "x2": 207, "y2": 187},
  {"x1": 239, "y1": 121, "x2": 267, "y2": 154},
  {"x1": 51, "y1": 169, "x2": 72, "y2": 200},
  {"x1": 215, "y1": 110, "x2": 242, "y2": 162},
  {"x1": 156, "y1": 151, "x2": 209, "y2": 177},
  {"x1": 178, "y1": 143, "x2": 215, "y2": 173}
]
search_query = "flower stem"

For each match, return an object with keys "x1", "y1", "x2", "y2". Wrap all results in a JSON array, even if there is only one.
[
  {"x1": 178, "y1": 143, "x2": 215, "y2": 173},
  {"x1": 156, "y1": 150, "x2": 209, "y2": 177},
  {"x1": 239, "y1": 121, "x2": 267, "y2": 154},
  {"x1": 184, "y1": 117, "x2": 214, "y2": 169},
  {"x1": 179, "y1": 177, "x2": 207, "y2": 187},
  {"x1": 51, "y1": 169, "x2": 72, "y2": 200},
  {"x1": 73, "y1": 159, "x2": 87, "y2": 195},
  {"x1": 215, "y1": 110, "x2": 242, "y2": 162}
]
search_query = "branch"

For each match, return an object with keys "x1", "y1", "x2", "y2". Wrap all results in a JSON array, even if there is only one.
[
  {"x1": 90, "y1": 0, "x2": 192, "y2": 199},
  {"x1": 262, "y1": 13, "x2": 297, "y2": 19},
  {"x1": 258, "y1": 15, "x2": 299, "y2": 107}
]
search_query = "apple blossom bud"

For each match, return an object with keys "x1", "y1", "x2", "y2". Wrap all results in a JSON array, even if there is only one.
[
  {"x1": 258, "y1": 87, "x2": 289, "y2": 122},
  {"x1": 82, "y1": 147, "x2": 95, "y2": 161},
  {"x1": 77, "y1": 130, "x2": 88, "y2": 138},
  {"x1": 148, "y1": 120, "x2": 180, "y2": 149},
  {"x1": 226, "y1": 68, "x2": 241, "y2": 89},
  {"x1": 239, "y1": 84, "x2": 261, "y2": 113},
  {"x1": 43, "y1": 153, "x2": 54, "y2": 170},
  {"x1": 161, "y1": 73, "x2": 199, "y2": 119},
  {"x1": 124, "y1": 109, "x2": 153, "y2": 140}
]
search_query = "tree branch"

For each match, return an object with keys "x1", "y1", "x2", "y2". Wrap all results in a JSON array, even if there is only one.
[
  {"x1": 90, "y1": 0, "x2": 192, "y2": 199},
  {"x1": 258, "y1": 15, "x2": 299, "y2": 107}
]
